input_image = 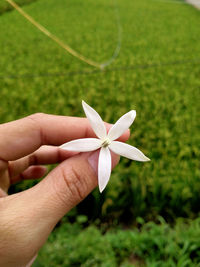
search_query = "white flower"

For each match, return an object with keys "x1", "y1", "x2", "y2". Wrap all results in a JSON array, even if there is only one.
[{"x1": 60, "y1": 101, "x2": 150, "y2": 192}]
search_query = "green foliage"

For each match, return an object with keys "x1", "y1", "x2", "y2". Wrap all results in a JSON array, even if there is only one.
[
  {"x1": 36, "y1": 217, "x2": 200, "y2": 266},
  {"x1": 36, "y1": 219, "x2": 117, "y2": 267},
  {"x1": 1, "y1": 0, "x2": 199, "y2": 224},
  {"x1": 0, "y1": 0, "x2": 200, "y2": 265},
  {"x1": 0, "y1": 0, "x2": 37, "y2": 15}
]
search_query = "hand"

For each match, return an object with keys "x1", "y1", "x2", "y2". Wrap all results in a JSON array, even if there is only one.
[{"x1": 0, "y1": 113, "x2": 129, "y2": 267}]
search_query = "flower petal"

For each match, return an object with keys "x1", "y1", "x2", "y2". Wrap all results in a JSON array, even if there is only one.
[
  {"x1": 109, "y1": 141, "x2": 150, "y2": 162},
  {"x1": 98, "y1": 147, "x2": 112, "y2": 193},
  {"x1": 60, "y1": 138, "x2": 101, "y2": 152},
  {"x1": 108, "y1": 110, "x2": 136, "y2": 141},
  {"x1": 82, "y1": 100, "x2": 107, "y2": 140}
]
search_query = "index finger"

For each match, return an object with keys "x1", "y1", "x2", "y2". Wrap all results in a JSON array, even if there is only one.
[{"x1": 0, "y1": 113, "x2": 130, "y2": 161}]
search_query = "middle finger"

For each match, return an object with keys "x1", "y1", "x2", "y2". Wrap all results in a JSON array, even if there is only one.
[{"x1": 8, "y1": 146, "x2": 78, "y2": 182}]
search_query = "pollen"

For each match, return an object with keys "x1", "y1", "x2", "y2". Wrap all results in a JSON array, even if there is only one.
[{"x1": 101, "y1": 138, "x2": 111, "y2": 147}]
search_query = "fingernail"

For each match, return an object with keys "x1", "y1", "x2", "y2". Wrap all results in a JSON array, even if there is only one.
[{"x1": 88, "y1": 150, "x2": 100, "y2": 176}]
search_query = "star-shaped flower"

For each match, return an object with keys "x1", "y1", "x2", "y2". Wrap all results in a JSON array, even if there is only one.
[{"x1": 60, "y1": 101, "x2": 150, "y2": 192}]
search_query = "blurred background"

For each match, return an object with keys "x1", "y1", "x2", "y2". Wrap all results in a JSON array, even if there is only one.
[{"x1": 0, "y1": 0, "x2": 200, "y2": 266}]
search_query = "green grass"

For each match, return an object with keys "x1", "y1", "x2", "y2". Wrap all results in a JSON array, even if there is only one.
[
  {"x1": 0, "y1": 0, "x2": 37, "y2": 15},
  {"x1": 0, "y1": 0, "x2": 200, "y2": 265},
  {"x1": 1, "y1": 0, "x2": 199, "y2": 222},
  {"x1": 35, "y1": 216, "x2": 200, "y2": 266}
]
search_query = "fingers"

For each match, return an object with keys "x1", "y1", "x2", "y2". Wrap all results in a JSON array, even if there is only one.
[
  {"x1": 0, "y1": 113, "x2": 130, "y2": 267},
  {"x1": 0, "y1": 161, "x2": 10, "y2": 192},
  {"x1": 22, "y1": 166, "x2": 48, "y2": 180},
  {"x1": 0, "y1": 113, "x2": 130, "y2": 161},
  {"x1": 15, "y1": 150, "x2": 120, "y2": 226},
  {"x1": 8, "y1": 145, "x2": 78, "y2": 182},
  {"x1": 0, "y1": 187, "x2": 7, "y2": 197},
  {"x1": 11, "y1": 165, "x2": 48, "y2": 184}
]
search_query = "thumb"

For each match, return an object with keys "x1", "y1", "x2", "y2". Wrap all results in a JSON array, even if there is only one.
[
  {"x1": 0, "y1": 151, "x2": 119, "y2": 267},
  {"x1": 35, "y1": 150, "x2": 119, "y2": 221}
]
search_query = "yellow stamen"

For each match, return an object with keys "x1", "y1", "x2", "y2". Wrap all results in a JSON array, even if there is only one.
[{"x1": 102, "y1": 138, "x2": 111, "y2": 147}]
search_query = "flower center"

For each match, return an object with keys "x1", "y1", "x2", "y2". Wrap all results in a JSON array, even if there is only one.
[{"x1": 101, "y1": 138, "x2": 111, "y2": 148}]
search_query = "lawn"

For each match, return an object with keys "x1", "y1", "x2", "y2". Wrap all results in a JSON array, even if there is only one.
[{"x1": 0, "y1": 0, "x2": 200, "y2": 265}]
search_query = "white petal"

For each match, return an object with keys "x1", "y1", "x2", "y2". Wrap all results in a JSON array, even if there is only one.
[
  {"x1": 60, "y1": 138, "x2": 101, "y2": 152},
  {"x1": 82, "y1": 100, "x2": 107, "y2": 140},
  {"x1": 98, "y1": 147, "x2": 112, "y2": 193},
  {"x1": 108, "y1": 110, "x2": 136, "y2": 141},
  {"x1": 109, "y1": 141, "x2": 150, "y2": 162}
]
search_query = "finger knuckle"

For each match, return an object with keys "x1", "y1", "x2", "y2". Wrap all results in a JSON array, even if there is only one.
[
  {"x1": 28, "y1": 112, "x2": 45, "y2": 121},
  {"x1": 27, "y1": 113, "x2": 46, "y2": 144},
  {"x1": 60, "y1": 166, "x2": 86, "y2": 204},
  {"x1": 26, "y1": 113, "x2": 43, "y2": 133}
]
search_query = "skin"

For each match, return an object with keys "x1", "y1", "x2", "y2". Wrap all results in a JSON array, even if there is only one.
[{"x1": 0, "y1": 113, "x2": 129, "y2": 267}]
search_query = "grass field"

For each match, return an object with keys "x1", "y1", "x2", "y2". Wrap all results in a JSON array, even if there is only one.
[{"x1": 0, "y1": 0, "x2": 200, "y2": 265}]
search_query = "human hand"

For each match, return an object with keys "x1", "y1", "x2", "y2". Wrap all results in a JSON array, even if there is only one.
[{"x1": 0, "y1": 113, "x2": 129, "y2": 267}]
